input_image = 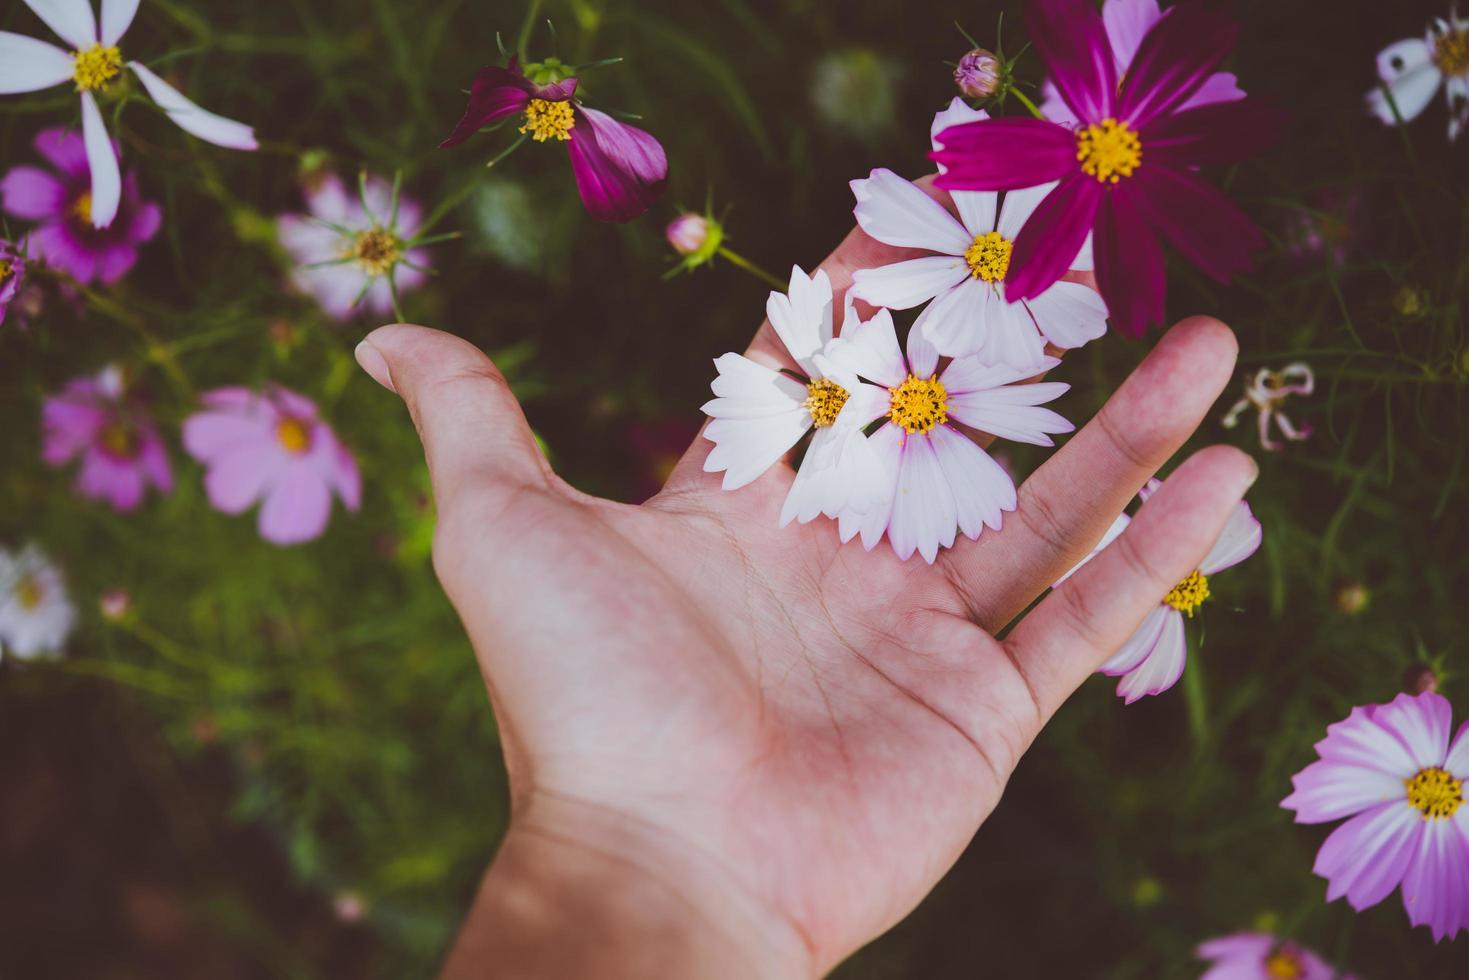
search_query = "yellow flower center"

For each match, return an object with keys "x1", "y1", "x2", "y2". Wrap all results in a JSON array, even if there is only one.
[
  {"x1": 100, "y1": 421, "x2": 139, "y2": 458},
  {"x1": 1163, "y1": 570, "x2": 1210, "y2": 616},
  {"x1": 0, "y1": 259, "x2": 12, "y2": 283},
  {"x1": 1077, "y1": 118, "x2": 1143, "y2": 184},
  {"x1": 16, "y1": 575, "x2": 45, "y2": 610},
  {"x1": 889, "y1": 374, "x2": 948, "y2": 435},
  {"x1": 73, "y1": 43, "x2": 124, "y2": 92},
  {"x1": 1435, "y1": 29, "x2": 1469, "y2": 76},
  {"x1": 804, "y1": 378, "x2": 850, "y2": 428},
  {"x1": 520, "y1": 98, "x2": 576, "y2": 142},
  {"x1": 350, "y1": 229, "x2": 401, "y2": 276},
  {"x1": 963, "y1": 230, "x2": 1012, "y2": 283},
  {"x1": 1264, "y1": 949, "x2": 1304, "y2": 980},
  {"x1": 277, "y1": 417, "x2": 313, "y2": 454},
  {"x1": 71, "y1": 192, "x2": 94, "y2": 223},
  {"x1": 1405, "y1": 766, "x2": 1463, "y2": 820}
]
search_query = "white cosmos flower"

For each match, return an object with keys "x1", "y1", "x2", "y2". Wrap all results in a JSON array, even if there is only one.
[
  {"x1": 1057, "y1": 480, "x2": 1262, "y2": 703},
  {"x1": 819, "y1": 313, "x2": 1074, "y2": 563},
  {"x1": 0, "y1": 0, "x2": 257, "y2": 228},
  {"x1": 1368, "y1": 12, "x2": 1469, "y2": 140},
  {"x1": 702, "y1": 266, "x2": 889, "y2": 527},
  {"x1": 849, "y1": 98, "x2": 1106, "y2": 370},
  {"x1": 0, "y1": 544, "x2": 77, "y2": 660}
]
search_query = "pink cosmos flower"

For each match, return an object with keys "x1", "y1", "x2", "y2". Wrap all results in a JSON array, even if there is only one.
[
  {"x1": 1196, "y1": 933, "x2": 1352, "y2": 980},
  {"x1": 276, "y1": 174, "x2": 430, "y2": 320},
  {"x1": 1282, "y1": 691, "x2": 1469, "y2": 943},
  {"x1": 1058, "y1": 479, "x2": 1261, "y2": 702},
  {"x1": 0, "y1": 239, "x2": 25, "y2": 327},
  {"x1": 440, "y1": 56, "x2": 668, "y2": 223},
  {"x1": 0, "y1": 0, "x2": 256, "y2": 228},
  {"x1": 1038, "y1": 0, "x2": 1244, "y2": 125},
  {"x1": 931, "y1": 0, "x2": 1283, "y2": 336},
  {"x1": 819, "y1": 314, "x2": 1073, "y2": 563},
  {"x1": 42, "y1": 365, "x2": 173, "y2": 512},
  {"x1": 1, "y1": 127, "x2": 161, "y2": 286},
  {"x1": 182, "y1": 386, "x2": 361, "y2": 546},
  {"x1": 851, "y1": 98, "x2": 1106, "y2": 369}
]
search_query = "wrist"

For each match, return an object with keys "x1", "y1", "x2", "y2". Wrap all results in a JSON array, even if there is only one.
[{"x1": 440, "y1": 793, "x2": 813, "y2": 980}]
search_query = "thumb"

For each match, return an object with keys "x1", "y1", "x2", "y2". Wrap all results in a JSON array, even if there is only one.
[{"x1": 356, "y1": 323, "x2": 549, "y2": 510}]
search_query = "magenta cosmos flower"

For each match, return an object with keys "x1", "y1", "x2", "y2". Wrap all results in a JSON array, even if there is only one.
[
  {"x1": 1196, "y1": 933, "x2": 1352, "y2": 980},
  {"x1": 1281, "y1": 691, "x2": 1469, "y2": 943},
  {"x1": 1038, "y1": 0, "x2": 1243, "y2": 125},
  {"x1": 43, "y1": 364, "x2": 173, "y2": 512},
  {"x1": 931, "y1": 0, "x2": 1282, "y2": 336},
  {"x1": 183, "y1": 386, "x2": 361, "y2": 546},
  {"x1": 0, "y1": 0, "x2": 256, "y2": 228},
  {"x1": 1, "y1": 127, "x2": 160, "y2": 285},
  {"x1": 440, "y1": 56, "x2": 667, "y2": 223},
  {"x1": 276, "y1": 174, "x2": 430, "y2": 320},
  {"x1": 0, "y1": 239, "x2": 25, "y2": 327}
]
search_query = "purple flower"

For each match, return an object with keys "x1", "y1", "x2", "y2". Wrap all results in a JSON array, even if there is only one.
[
  {"x1": 1038, "y1": 0, "x2": 1244, "y2": 125},
  {"x1": 42, "y1": 365, "x2": 173, "y2": 513},
  {"x1": 1196, "y1": 933, "x2": 1352, "y2": 980},
  {"x1": 1282, "y1": 691, "x2": 1469, "y2": 943},
  {"x1": 0, "y1": 239, "x2": 25, "y2": 327},
  {"x1": 931, "y1": 0, "x2": 1283, "y2": 336},
  {"x1": 276, "y1": 174, "x2": 429, "y2": 320},
  {"x1": 1, "y1": 127, "x2": 160, "y2": 285},
  {"x1": 440, "y1": 56, "x2": 667, "y2": 223},
  {"x1": 182, "y1": 386, "x2": 361, "y2": 546}
]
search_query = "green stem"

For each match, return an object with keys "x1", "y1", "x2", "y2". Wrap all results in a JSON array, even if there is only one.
[
  {"x1": 1182, "y1": 634, "x2": 1209, "y2": 749},
  {"x1": 516, "y1": 0, "x2": 544, "y2": 60},
  {"x1": 1010, "y1": 88, "x2": 1044, "y2": 121},
  {"x1": 75, "y1": 284, "x2": 193, "y2": 400},
  {"x1": 716, "y1": 246, "x2": 785, "y2": 290}
]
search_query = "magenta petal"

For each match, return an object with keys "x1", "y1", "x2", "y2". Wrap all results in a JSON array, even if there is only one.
[
  {"x1": 78, "y1": 449, "x2": 144, "y2": 512},
  {"x1": 1117, "y1": 1, "x2": 1240, "y2": 128},
  {"x1": 1401, "y1": 820, "x2": 1469, "y2": 942},
  {"x1": 931, "y1": 118, "x2": 1078, "y2": 191},
  {"x1": 1315, "y1": 801, "x2": 1423, "y2": 911},
  {"x1": 565, "y1": 107, "x2": 668, "y2": 223},
  {"x1": 1126, "y1": 166, "x2": 1262, "y2": 284},
  {"x1": 439, "y1": 65, "x2": 535, "y2": 148},
  {"x1": 0, "y1": 165, "x2": 67, "y2": 220},
  {"x1": 1025, "y1": 0, "x2": 1117, "y2": 123},
  {"x1": 1006, "y1": 175, "x2": 1102, "y2": 302},
  {"x1": 1094, "y1": 186, "x2": 1165, "y2": 337},
  {"x1": 1145, "y1": 96, "x2": 1287, "y2": 169},
  {"x1": 34, "y1": 126, "x2": 89, "y2": 179}
]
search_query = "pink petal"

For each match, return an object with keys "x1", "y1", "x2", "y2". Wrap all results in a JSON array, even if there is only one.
[
  {"x1": 1102, "y1": 0, "x2": 1162, "y2": 67},
  {"x1": 1282, "y1": 758, "x2": 1407, "y2": 824},
  {"x1": 34, "y1": 126, "x2": 89, "y2": 177},
  {"x1": 0, "y1": 165, "x2": 67, "y2": 220},
  {"x1": 1117, "y1": 2, "x2": 1240, "y2": 128},
  {"x1": 1126, "y1": 165, "x2": 1263, "y2": 285},
  {"x1": 203, "y1": 442, "x2": 287, "y2": 514},
  {"x1": 1445, "y1": 719, "x2": 1469, "y2": 777},
  {"x1": 1098, "y1": 604, "x2": 1167, "y2": 676},
  {"x1": 1007, "y1": 175, "x2": 1103, "y2": 303},
  {"x1": 932, "y1": 118, "x2": 1079, "y2": 191},
  {"x1": 439, "y1": 64, "x2": 535, "y2": 147},
  {"x1": 182, "y1": 411, "x2": 270, "y2": 462},
  {"x1": 1314, "y1": 705, "x2": 1420, "y2": 780},
  {"x1": 1401, "y1": 817, "x2": 1469, "y2": 942},
  {"x1": 77, "y1": 448, "x2": 144, "y2": 511},
  {"x1": 1314, "y1": 801, "x2": 1423, "y2": 910},
  {"x1": 1115, "y1": 607, "x2": 1186, "y2": 702},
  {"x1": 1094, "y1": 183, "x2": 1165, "y2": 337},
  {"x1": 565, "y1": 107, "x2": 668, "y2": 223},
  {"x1": 1373, "y1": 692, "x2": 1454, "y2": 771},
  {"x1": 257, "y1": 462, "x2": 333, "y2": 545},
  {"x1": 1199, "y1": 498, "x2": 1262, "y2": 574},
  {"x1": 1025, "y1": 0, "x2": 1117, "y2": 123}
]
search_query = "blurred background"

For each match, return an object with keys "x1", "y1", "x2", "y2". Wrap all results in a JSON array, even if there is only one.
[{"x1": 2, "y1": 0, "x2": 1467, "y2": 976}]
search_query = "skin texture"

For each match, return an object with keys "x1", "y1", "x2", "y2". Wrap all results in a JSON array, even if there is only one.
[{"x1": 354, "y1": 182, "x2": 1257, "y2": 979}]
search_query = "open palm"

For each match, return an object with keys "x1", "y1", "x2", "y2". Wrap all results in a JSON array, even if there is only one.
[{"x1": 357, "y1": 204, "x2": 1256, "y2": 978}]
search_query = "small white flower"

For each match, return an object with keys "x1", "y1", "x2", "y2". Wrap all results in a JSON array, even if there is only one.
[
  {"x1": 0, "y1": 544, "x2": 77, "y2": 660},
  {"x1": 1221, "y1": 363, "x2": 1314, "y2": 452},
  {"x1": 849, "y1": 98, "x2": 1106, "y2": 370},
  {"x1": 1367, "y1": 11, "x2": 1469, "y2": 141},
  {"x1": 0, "y1": 0, "x2": 257, "y2": 228},
  {"x1": 702, "y1": 266, "x2": 889, "y2": 527}
]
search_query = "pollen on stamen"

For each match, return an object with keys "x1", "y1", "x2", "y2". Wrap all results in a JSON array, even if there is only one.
[
  {"x1": 349, "y1": 229, "x2": 401, "y2": 277},
  {"x1": 1163, "y1": 570, "x2": 1210, "y2": 616},
  {"x1": 804, "y1": 378, "x2": 849, "y2": 428},
  {"x1": 964, "y1": 231, "x2": 1012, "y2": 283},
  {"x1": 520, "y1": 98, "x2": 577, "y2": 142},
  {"x1": 1077, "y1": 118, "x2": 1143, "y2": 184},
  {"x1": 889, "y1": 375, "x2": 948, "y2": 435},
  {"x1": 1404, "y1": 766, "x2": 1463, "y2": 820},
  {"x1": 1435, "y1": 28, "x2": 1469, "y2": 76},
  {"x1": 0, "y1": 259, "x2": 13, "y2": 283},
  {"x1": 277, "y1": 418, "x2": 313, "y2": 455},
  {"x1": 70, "y1": 193, "x2": 93, "y2": 224},
  {"x1": 72, "y1": 44, "x2": 124, "y2": 92}
]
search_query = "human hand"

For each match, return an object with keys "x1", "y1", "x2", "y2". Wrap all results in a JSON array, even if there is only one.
[{"x1": 355, "y1": 195, "x2": 1256, "y2": 979}]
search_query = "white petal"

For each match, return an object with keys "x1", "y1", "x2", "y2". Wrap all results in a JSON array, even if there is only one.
[
  {"x1": 997, "y1": 181, "x2": 1058, "y2": 240},
  {"x1": 1115, "y1": 610, "x2": 1187, "y2": 702},
  {"x1": 0, "y1": 31, "x2": 73, "y2": 93},
  {"x1": 80, "y1": 91, "x2": 121, "y2": 227},
  {"x1": 1024, "y1": 280, "x2": 1109, "y2": 350},
  {"x1": 887, "y1": 434, "x2": 957, "y2": 563},
  {"x1": 702, "y1": 409, "x2": 810, "y2": 491},
  {"x1": 905, "y1": 318, "x2": 940, "y2": 378},
  {"x1": 940, "y1": 352, "x2": 1061, "y2": 395},
  {"x1": 1099, "y1": 605, "x2": 1169, "y2": 676},
  {"x1": 914, "y1": 277, "x2": 989, "y2": 358},
  {"x1": 838, "y1": 424, "x2": 901, "y2": 550},
  {"x1": 23, "y1": 0, "x2": 97, "y2": 48},
  {"x1": 765, "y1": 265, "x2": 833, "y2": 375},
  {"x1": 1445, "y1": 719, "x2": 1469, "y2": 777},
  {"x1": 976, "y1": 289, "x2": 1049, "y2": 370},
  {"x1": 1054, "y1": 512, "x2": 1131, "y2": 586},
  {"x1": 100, "y1": 0, "x2": 138, "y2": 45},
  {"x1": 946, "y1": 384, "x2": 1074, "y2": 447},
  {"x1": 1366, "y1": 38, "x2": 1441, "y2": 124},
  {"x1": 129, "y1": 62, "x2": 259, "y2": 149},
  {"x1": 1199, "y1": 499, "x2": 1262, "y2": 574},
  {"x1": 929, "y1": 96, "x2": 989, "y2": 153},
  {"x1": 851, "y1": 167, "x2": 971, "y2": 255},
  {"x1": 929, "y1": 424, "x2": 1015, "y2": 537},
  {"x1": 850, "y1": 255, "x2": 968, "y2": 311},
  {"x1": 781, "y1": 426, "x2": 839, "y2": 527},
  {"x1": 702, "y1": 352, "x2": 809, "y2": 418},
  {"x1": 821, "y1": 307, "x2": 907, "y2": 389}
]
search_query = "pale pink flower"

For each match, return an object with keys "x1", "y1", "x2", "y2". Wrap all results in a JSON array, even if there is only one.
[
  {"x1": 1196, "y1": 932, "x2": 1352, "y2": 980},
  {"x1": 42, "y1": 365, "x2": 173, "y2": 512},
  {"x1": 0, "y1": 544, "x2": 75, "y2": 659},
  {"x1": 1222, "y1": 364, "x2": 1314, "y2": 452},
  {"x1": 182, "y1": 386, "x2": 360, "y2": 546}
]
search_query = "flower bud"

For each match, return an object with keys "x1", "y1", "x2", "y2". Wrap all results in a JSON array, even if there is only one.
[
  {"x1": 99, "y1": 587, "x2": 132, "y2": 621},
  {"x1": 954, "y1": 48, "x2": 1002, "y2": 99},
  {"x1": 1402, "y1": 663, "x2": 1438, "y2": 695},
  {"x1": 1334, "y1": 581, "x2": 1369, "y2": 616},
  {"x1": 666, "y1": 213, "x2": 710, "y2": 256}
]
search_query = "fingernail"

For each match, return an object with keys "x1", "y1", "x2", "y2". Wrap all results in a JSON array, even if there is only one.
[
  {"x1": 354, "y1": 340, "x2": 395, "y2": 393},
  {"x1": 1245, "y1": 455, "x2": 1260, "y2": 488}
]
